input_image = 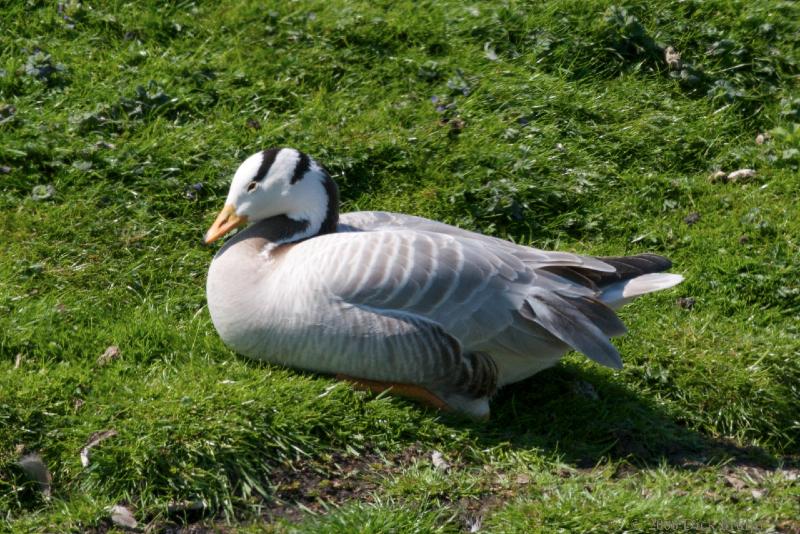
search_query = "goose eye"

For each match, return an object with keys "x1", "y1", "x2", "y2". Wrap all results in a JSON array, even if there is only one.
[{"x1": 246, "y1": 181, "x2": 258, "y2": 193}]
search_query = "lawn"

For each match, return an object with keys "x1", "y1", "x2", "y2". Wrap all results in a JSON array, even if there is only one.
[{"x1": 1, "y1": 0, "x2": 799, "y2": 532}]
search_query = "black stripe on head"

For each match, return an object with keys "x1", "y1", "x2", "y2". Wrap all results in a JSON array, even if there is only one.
[
  {"x1": 290, "y1": 151, "x2": 311, "y2": 184},
  {"x1": 318, "y1": 165, "x2": 340, "y2": 235},
  {"x1": 254, "y1": 148, "x2": 281, "y2": 182}
]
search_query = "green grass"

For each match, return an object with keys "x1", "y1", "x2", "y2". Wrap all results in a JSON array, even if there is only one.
[{"x1": 2, "y1": 0, "x2": 799, "y2": 531}]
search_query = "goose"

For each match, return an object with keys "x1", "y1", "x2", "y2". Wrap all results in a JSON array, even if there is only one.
[{"x1": 204, "y1": 148, "x2": 683, "y2": 419}]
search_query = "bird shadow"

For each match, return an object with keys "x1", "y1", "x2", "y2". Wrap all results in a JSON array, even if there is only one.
[
  {"x1": 440, "y1": 362, "x2": 789, "y2": 472},
  {"x1": 238, "y1": 356, "x2": 791, "y2": 472}
]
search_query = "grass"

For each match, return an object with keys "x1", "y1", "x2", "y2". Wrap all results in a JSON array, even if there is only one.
[{"x1": 1, "y1": 0, "x2": 799, "y2": 531}]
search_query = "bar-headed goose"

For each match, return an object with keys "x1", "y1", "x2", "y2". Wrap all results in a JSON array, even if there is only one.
[{"x1": 205, "y1": 148, "x2": 683, "y2": 418}]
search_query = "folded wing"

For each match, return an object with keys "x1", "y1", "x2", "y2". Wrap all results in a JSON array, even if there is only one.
[{"x1": 298, "y1": 217, "x2": 680, "y2": 371}]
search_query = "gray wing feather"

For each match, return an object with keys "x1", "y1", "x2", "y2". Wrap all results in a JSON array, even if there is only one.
[
  {"x1": 520, "y1": 288, "x2": 624, "y2": 369},
  {"x1": 326, "y1": 229, "x2": 527, "y2": 346},
  {"x1": 339, "y1": 211, "x2": 615, "y2": 272}
]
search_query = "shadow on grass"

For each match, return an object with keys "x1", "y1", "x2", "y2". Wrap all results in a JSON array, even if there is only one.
[
  {"x1": 443, "y1": 362, "x2": 787, "y2": 471},
  {"x1": 251, "y1": 357, "x2": 789, "y2": 472}
]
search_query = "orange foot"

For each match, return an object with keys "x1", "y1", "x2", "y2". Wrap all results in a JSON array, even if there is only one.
[{"x1": 336, "y1": 374, "x2": 451, "y2": 412}]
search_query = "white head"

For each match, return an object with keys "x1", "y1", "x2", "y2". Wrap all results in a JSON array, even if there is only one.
[{"x1": 204, "y1": 148, "x2": 339, "y2": 244}]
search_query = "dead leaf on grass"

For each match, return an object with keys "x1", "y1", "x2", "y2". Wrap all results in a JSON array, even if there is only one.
[
  {"x1": 80, "y1": 429, "x2": 118, "y2": 467},
  {"x1": 109, "y1": 504, "x2": 138, "y2": 530},
  {"x1": 684, "y1": 212, "x2": 701, "y2": 226},
  {"x1": 31, "y1": 184, "x2": 56, "y2": 201},
  {"x1": 740, "y1": 466, "x2": 769, "y2": 484},
  {"x1": 483, "y1": 42, "x2": 498, "y2": 61},
  {"x1": 515, "y1": 473, "x2": 531, "y2": 485},
  {"x1": 431, "y1": 450, "x2": 451, "y2": 472},
  {"x1": 665, "y1": 46, "x2": 682, "y2": 70},
  {"x1": 726, "y1": 169, "x2": 757, "y2": 183},
  {"x1": 17, "y1": 453, "x2": 52, "y2": 499},
  {"x1": 724, "y1": 473, "x2": 747, "y2": 491},
  {"x1": 97, "y1": 345, "x2": 121, "y2": 366}
]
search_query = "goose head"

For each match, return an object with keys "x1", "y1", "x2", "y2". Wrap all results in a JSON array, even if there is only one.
[{"x1": 204, "y1": 148, "x2": 339, "y2": 244}]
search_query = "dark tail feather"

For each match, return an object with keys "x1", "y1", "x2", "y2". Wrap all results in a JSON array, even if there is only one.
[{"x1": 595, "y1": 254, "x2": 673, "y2": 284}]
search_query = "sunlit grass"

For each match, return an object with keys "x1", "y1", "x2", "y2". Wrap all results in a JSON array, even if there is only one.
[{"x1": 2, "y1": 0, "x2": 798, "y2": 531}]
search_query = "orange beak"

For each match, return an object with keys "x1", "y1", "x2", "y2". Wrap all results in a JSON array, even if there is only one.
[{"x1": 204, "y1": 204, "x2": 248, "y2": 244}]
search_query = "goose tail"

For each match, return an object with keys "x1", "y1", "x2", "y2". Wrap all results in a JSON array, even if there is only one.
[
  {"x1": 522, "y1": 254, "x2": 683, "y2": 369},
  {"x1": 595, "y1": 254, "x2": 684, "y2": 308}
]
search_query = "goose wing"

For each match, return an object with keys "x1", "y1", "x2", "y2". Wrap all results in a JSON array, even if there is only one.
[
  {"x1": 338, "y1": 211, "x2": 615, "y2": 272},
  {"x1": 306, "y1": 228, "x2": 532, "y2": 348},
  {"x1": 335, "y1": 212, "x2": 685, "y2": 368},
  {"x1": 312, "y1": 226, "x2": 630, "y2": 369},
  {"x1": 299, "y1": 215, "x2": 671, "y2": 370}
]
